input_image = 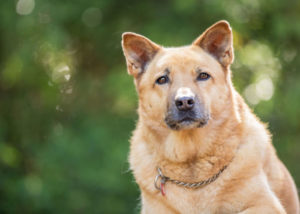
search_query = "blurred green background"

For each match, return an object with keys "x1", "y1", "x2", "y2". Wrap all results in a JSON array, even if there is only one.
[{"x1": 1, "y1": 0, "x2": 300, "y2": 213}]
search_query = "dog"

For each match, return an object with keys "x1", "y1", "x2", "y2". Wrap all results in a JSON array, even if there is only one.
[{"x1": 121, "y1": 21, "x2": 299, "y2": 214}]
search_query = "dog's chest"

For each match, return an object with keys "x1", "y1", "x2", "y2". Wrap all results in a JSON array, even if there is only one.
[
  {"x1": 158, "y1": 183, "x2": 220, "y2": 214},
  {"x1": 130, "y1": 136, "x2": 244, "y2": 213},
  {"x1": 138, "y1": 168, "x2": 243, "y2": 214}
]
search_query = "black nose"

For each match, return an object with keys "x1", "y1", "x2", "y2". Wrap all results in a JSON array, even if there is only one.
[{"x1": 175, "y1": 96, "x2": 195, "y2": 111}]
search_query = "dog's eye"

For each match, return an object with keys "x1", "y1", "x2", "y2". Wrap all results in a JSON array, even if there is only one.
[
  {"x1": 197, "y1": 72, "x2": 210, "y2": 81},
  {"x1": 156, "y1": 75, "x2": 169, "y2": 85}
]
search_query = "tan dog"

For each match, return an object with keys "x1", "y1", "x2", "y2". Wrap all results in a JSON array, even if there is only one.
[{"x1": 121, "y1": 21, "x2": 299, "y2": 214}]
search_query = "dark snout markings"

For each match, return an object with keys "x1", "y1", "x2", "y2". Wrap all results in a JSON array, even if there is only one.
[{"x1": 165, "y1": 95, "x2": 209, "y2": 130}]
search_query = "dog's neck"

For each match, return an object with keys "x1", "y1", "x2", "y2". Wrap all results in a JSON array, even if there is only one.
[{"x1": 139, "y1": 96, "x2": 244, "y2": 182}]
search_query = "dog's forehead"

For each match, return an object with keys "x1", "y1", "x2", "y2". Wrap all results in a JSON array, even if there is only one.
[{"x1": 155, "y1": 46, "x2": 214, "y2": 70}]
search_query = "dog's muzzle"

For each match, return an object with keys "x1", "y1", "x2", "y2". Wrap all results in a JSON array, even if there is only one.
[{"x1": 165, "y1": 94, "x2": 209, "y2": 130}]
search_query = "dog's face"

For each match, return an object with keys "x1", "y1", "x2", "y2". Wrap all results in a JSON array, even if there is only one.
[{"x1": 122, "y1": 21, "x2": 234, "y2": 131}]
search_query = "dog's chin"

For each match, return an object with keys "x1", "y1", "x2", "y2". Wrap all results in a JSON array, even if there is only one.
[{"x1": 166, "y1": 118, "x2": 208, "y2": 131}]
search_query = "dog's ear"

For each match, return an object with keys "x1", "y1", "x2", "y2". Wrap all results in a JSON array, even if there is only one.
[
  {"x1": 193, "y1": 21, "x2": 234, "y2": 68},
  {"x1": 122, "y1": 32, "x2": 160, "y2": 77}
]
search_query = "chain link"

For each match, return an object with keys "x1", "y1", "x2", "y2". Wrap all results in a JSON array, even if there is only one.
[{"x1": 155, "y1": 165, "x2": 228, "y2": 190}]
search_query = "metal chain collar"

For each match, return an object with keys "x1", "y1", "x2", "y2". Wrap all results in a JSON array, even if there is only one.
[{"x1": 154, "y1": 165, "x2": 228, "y2": 196}]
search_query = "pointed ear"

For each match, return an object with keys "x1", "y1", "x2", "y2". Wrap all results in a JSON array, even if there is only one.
[
  {"x1": 121, "y1": 32, "x2": 160, "y2": 77},
  {"x1": 193, "y1": 20, "x2": 234, "y2": 68}
]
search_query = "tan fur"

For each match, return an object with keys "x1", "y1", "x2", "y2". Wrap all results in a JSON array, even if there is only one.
[{"x1": 122, "y1": 21, "x2": 299, "y2": 214}]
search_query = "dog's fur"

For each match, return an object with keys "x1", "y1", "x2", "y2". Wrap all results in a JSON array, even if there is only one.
[{"x1": 121, "y1": 21, "x2": 299, "y2": 214}]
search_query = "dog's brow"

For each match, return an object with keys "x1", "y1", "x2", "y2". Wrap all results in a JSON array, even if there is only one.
[
  {"x1": 195, "y1": 68, "x2": 202, "y2": 74},
  {"x1": 164, "y1": 68, "x2": 170, "y2": 75}
]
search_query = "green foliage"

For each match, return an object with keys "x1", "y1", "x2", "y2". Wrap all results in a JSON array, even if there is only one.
[{"x1": 1, "y1": 0, "x2": 300, "y2": 213}]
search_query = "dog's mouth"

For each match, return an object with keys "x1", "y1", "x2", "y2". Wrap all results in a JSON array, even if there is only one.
[
  {"x1": 179, "y1": 117, "x2": 195, "y2": 123},
  {"x1": 165, "y1": 115, "x2": 209, "y2": 130}
]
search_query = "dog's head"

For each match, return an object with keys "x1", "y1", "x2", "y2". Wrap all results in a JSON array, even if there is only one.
[{"x1": 122, "y1": 21, "x2": 235, "y2": 131}]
